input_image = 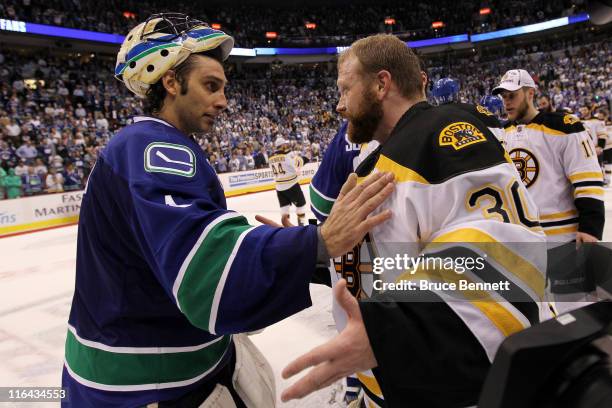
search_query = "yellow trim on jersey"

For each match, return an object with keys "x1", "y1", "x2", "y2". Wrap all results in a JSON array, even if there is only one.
[
  {"x1": 431, "y1": 228, "x2": 545, "y2": 296},
  {"x1": 276, "y1": 175, "x2": 298, "y2": 183},
  {"x1": 525, "y1": 123, "x2": 568, "y2": 136},
  {"x1": 574, "y1": 187, "x2": 604, "y2": 197},
  {"x1": 396, "y1": 268, "x2": 528, "y2": 336},
  {"x1": 356, "y1": 373, "x2": 383, "y2": 397},
  {"x1": 540, "y1": 210, "x2": 578, "y2": 220},
  {"x1": 375, "y1": 154, "x2": 429, "y2": 184},
  {"x1": 505, "y1": 123, "x2": 575, "y2": 137},
  {"x1": 569, "y1": 172, "x2": 604, "y2": 182},
  {"x1": 544, "y1": 225, "x2": 579, "y2": 236},
  {"x1": 472, "y1": 300, "x2": 526, "y2": 337}
]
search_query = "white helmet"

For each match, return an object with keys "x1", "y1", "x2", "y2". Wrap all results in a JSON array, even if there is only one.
[
  {"x1": 115, "y1": 13, "x2": 234, "y2": 98},
  {"x1": 274, "y1": 138, "x2": 288, "y2": 148}
]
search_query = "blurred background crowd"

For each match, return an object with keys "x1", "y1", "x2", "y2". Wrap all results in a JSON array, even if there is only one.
[
  {"x1": 0, "y1": 0, "x2": 588, "y2": 46},
  {"x1": 0, "y1": 0, "x2": 610, "y2": 199}
]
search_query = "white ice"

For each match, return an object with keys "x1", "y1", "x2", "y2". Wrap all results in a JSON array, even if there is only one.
[{"x1": 1, "y1": 185, "x2": 612, "y2": 407}]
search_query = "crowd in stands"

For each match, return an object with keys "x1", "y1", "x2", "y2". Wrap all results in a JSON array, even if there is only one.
[
  {"x1": 1, "y1": 0, "x2": 587, "y2": 47},
  {"x1": 0, "y1": 31, "x2": 610, "y2": 199}
]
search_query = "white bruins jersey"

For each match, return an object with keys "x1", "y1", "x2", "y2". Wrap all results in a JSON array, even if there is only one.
[
  {"x1": 328, "y1": 141, "x2": 381, "y2": 406},
  {"x1": 333, "y1": 103, "x2": 551, "y2": 407},
  {"x1": 607, "y1": 124, "x2": 612, "y2": 150},
  {"x1": 501, "y1": 112, "x2": 605, "y2": 243},
  {"x1": 268, "y1": 150, "x2": 303, "y2": 191},
  {"x1": 330, "y1": 141, "x2": 380, "y2": 312},
  {"x1": 582, "y1": 118, "x2": 608, "y2": 149}
]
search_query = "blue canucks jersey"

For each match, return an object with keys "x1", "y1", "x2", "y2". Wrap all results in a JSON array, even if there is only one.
[
  {"x1": 309, "y1": 122, "x2": 361, "y2": 221},
  {"x1": 62, "y1": 116, "x2": 318, "y2": 407}
]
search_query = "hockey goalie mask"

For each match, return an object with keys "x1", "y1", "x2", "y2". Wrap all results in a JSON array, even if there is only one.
[{"x1": 115, "y1": 13, "x2": 234, "y2": 98}]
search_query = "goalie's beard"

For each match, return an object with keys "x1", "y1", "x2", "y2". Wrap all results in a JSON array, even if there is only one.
[{"x1": 346, "y1": 87, "x2": 384, "y2": 145}]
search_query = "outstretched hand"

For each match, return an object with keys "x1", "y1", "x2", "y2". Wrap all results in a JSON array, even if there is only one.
[
  {"x1": 281, "y1": 279, "x2": 377, "y2": 402},
  {"x1": 255, "y1": 214, "x2": 295, "y2": 228},
  {"x1": 321, "y1": 172, "x2": 394, "y2": 258}
]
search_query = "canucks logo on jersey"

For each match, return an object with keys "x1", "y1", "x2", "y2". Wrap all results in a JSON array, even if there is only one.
[{"x1": 144, "y1": 142, "x2": 196, "y2": 177}]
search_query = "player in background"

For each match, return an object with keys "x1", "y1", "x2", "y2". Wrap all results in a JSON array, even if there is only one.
[
  {"x1": 430, "y1": 76, "x2": 460, "y2": 105},
  {"x1": 579, "y1": 105, "x2": 609, "y2": 178},
  {"x1": 538, "y1": 94, "x2": 555, "y2": 113},
  {"x1": 480, "y1": 94, "x2": 505, "y2": 120},
  {"x1": 493, "y1": 69, "x2": 605, "y2": 313},
  {"x1": 598, "y1": 109, "x2": 612, "y2": 185},
  {"x1": 268, "y1": 137, "x2": 308, "y2": 225}
]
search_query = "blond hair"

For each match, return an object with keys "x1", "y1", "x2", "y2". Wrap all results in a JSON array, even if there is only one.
[{"x1": 339, "y1": 34, "x2": 422, "y2": 99}]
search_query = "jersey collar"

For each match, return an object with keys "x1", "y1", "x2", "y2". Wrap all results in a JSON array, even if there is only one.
[{"x1": 133, "y1": 116, "x2": 176, "y2": 128}]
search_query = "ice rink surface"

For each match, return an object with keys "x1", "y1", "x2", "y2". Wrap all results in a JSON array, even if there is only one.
[{"x1": 1, "y1": 185, "x2": 612, "y2": 407}]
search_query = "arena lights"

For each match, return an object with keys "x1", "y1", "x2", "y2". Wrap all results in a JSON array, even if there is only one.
[
  {"x1": 211, "y1": 23, "x2": 222, "y2": 30},
  {"x1": 265, "y1": 31, "x2": 278, "y2": 39},
  {"x1": 432, "y1": 21, "x2": 444, "y2": 29},
  {"x1": 305, "y1": 22, "x2": 317, "y2": 30},
  {"x1": 122, "y1": 11, "x2": 136, "y2": 19},
  {"x1": 384, "y1": 18, "x2": 396, "y2": 25},
  {"x1": 480, "y1": 8, "x2": 491, "y2": 15},
  {"x1": 408, "y1": 34, "x2": 468, "y2": 48},
  {"x1": 471, "y1": 13, "x2": 589, "y2": 42},
  {"x1": 0, "y1": 13, "x2": 590, "y2": 56}
]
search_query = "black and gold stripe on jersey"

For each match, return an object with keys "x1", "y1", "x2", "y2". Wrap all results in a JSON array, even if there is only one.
[
  {"x1": 379, "y1": 102, "x2": 509, "y2": 185},
  {"x1": 503, "y1": 111, "x2": 587, "y2": 137}
]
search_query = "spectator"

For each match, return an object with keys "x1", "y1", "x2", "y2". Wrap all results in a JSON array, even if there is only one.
[
  {"x1": 23, "y1": 166, "x2": 43, "y2": 196},
  {"x1": 245, "y1": 147, "x2": 255, "y2": 170},
  {"x1": 237, "y1": 149, "x2": 247, "y2": 171},
  {"x1": 33, "y1": 157, "x2": 47, "y2": 178},
  {"x1": 254, "y1": 147, "x2": 268, "y2": 168},
  {"x1": 4, "y1": 168, "x2": 22, "y2": 199},
  {"x1": 4, "y1": 119, "x2": 21, "y2": 139},
  {"x1": 95, "y1": 111, "x2": 109, "y2": 130},
  {"x1": 63, "y1": 162, "x2": 82, "y2": 191},
  {"x1": 229, "y1": 152, "x2": 240, "y2": 172},
  {"x1": 16, "y1": 140, "x2": 38, "y2": 161},
  {"x1": 0, "y1": 165, "x2": 6, "y2": 199},
  {"x1": 45, "y1": 167, "x2": 64, "y2": 193},
  {"x1": 14, "y1": 159, "x2": 29, "y2": 178},
  {"x1": 217, "y1": 154, "x2": 228, "y2": 173},
  {"x1": 75, "y1": 103, "x2": 87, "y2": 118}
]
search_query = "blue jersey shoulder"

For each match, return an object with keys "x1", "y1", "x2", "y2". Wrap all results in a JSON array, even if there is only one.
[{"x1": 310, "y1": 122, "x2": 360, "y2": 220}]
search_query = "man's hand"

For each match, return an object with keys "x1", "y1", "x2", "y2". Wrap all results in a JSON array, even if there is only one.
[
  {"x1": 281, "y1": 279, "x2": 377, "y2": 402},
  {"x1": 255, "y1": 214, "x2": 295, "y2": 228},
  {"x1": 321, "y1": 172, "x2": 394, "y2": 258},
  {"x1": 576, "y1": 231, "x2": 598, "y2": 248}
]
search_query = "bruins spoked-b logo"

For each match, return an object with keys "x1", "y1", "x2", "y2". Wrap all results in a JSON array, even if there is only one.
[
  {"x1": 509, "y1": 148, "x2": 539, "y2": 187},
  {"x1": 333, "y1": 235, "x2": 376, "y2": 300},
  {"x1": 439, "y1": 122, "x2": 487, "y2": 150}
]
